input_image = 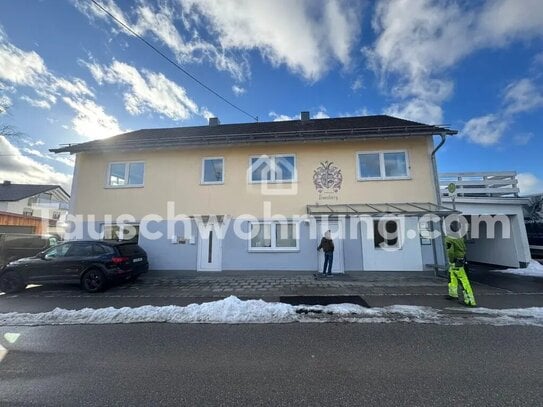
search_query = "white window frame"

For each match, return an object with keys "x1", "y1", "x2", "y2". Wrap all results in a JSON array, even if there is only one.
[
  {"x1": 201, "y1": 157, "x2": 225, "y2": 185},
  {"x1": 248, "y1": 220, "x2": 300, "y2": 252},
  {"x1": 106, "y1": 161, "x2": 145, "y2": 188},
  {"x1": 356, "y1": 150, "x2": 410, "y2": 181},
  {"x1": 248, "y1": 154, "x2": 297, "y2": 184}
]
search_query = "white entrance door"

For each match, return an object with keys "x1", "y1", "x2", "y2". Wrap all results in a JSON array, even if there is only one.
[
  {"x1": 317, "y1": 220, "x2": 344, "y2": 274},
  {"x1": 197, "y1": 223, "x2": 223, "y2": 272}
]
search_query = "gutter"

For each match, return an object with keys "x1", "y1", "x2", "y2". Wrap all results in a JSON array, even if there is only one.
[{"x1": 430, "y1": 133, "x2": 450, "y2": 277}]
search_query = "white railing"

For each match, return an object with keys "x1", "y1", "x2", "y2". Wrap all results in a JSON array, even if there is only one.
[{"x1": 440, "y1": 171, "x2": 519, "y2": 198}]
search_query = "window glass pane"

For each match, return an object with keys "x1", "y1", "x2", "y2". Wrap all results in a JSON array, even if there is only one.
[
  {"x1": 128, "y1": 162, "x2": 144, "y2": 185},
  {"x1": 103, "y1": 225, "x2": 120, "y2": 240},
  {"x1": 103, "y1": 225, "x2": 139, "y2": 241},
  {"x1": 67, "y1": 244, "x2": 94, "y2": 257},
  {"x1": 44, "y1": 243, "x2": 72, "y2": 259},
  {"x1": 384, "y1": 152, "x2": 407, "y2": 177},
  {"x1": 359, "y1": 153, "x2": 381, "y2": 178},
  {"x1": 122, "y1": 225, "x2": 140, "y2": 242},
  {"x1": 109, "y1": 163, "x2": 126, "y2": 185},
  {"x1": 276, "y1": 223, "x2": 297, "y2": 248},
  {"x1": 374, "y1": 220, "x2": 399, "y2": 248},
  {"x1": 250, "y1": 223, "x2": 271, "y2": 248},
  {"x1": 275, "y1": 156, "x2": 295, "y2": 181},
  {"x1": 251, "y1": 157, "x2": 272, "y2": 182},
  {"x1": 203, "y1": 159, "x2": 224, "y2": 183},
  {"x1": 92, "y1": 244, "x2": 107, "y2": 255}
]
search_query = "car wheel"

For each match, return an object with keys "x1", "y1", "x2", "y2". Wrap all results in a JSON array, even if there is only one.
[
  {"x1": 0, "y1": 271, "x2": 26, "y2": 294},
  {"x1": 81, "y1": 269, "x2": 107, "y2": 293}
]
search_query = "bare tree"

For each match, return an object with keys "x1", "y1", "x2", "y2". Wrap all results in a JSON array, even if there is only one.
[{"x1": 0, "y1": 97, "x2": 20, "y2": 139}]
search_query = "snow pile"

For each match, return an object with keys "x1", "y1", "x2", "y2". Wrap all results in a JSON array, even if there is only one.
[
  {"x1": 494, "y1": 260, "x2": 543, "y2": 277},
  {"x1": 0, "y1": 296, "x2": 297, "y2": 325},
  {"x1": 458, "y1": 307, "x2": 543, "y2": 326},
  {"x1": 0, "y1": 296, "x2": 542, "y2": 327}
]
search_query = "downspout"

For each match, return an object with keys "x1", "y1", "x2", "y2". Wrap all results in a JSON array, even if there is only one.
[{"x1": 430, "y1": 133, "x2": 448, "y2": 276}]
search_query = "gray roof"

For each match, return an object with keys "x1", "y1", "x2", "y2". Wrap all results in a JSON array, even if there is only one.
[
  {"x1": 50, "y1": 115, "x2": 457, "y2": 154},
  {"x1": 0, "y1": 183, "x2": 69, "y2": 202}
]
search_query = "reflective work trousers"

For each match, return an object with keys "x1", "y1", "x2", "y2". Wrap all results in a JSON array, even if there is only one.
[{"x1": 448, "y1": 265, "x2": 476, "y2": 306}]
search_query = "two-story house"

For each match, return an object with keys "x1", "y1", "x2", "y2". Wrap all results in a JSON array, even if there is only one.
[
  {"x1": 51, "y1": 114, "x2": 457, "y2": 273},
  {"x1": 0, "y1": 181, "x2": 70, "y2": 235}
]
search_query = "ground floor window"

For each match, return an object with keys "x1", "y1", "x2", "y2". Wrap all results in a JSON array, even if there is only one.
[
  {"x1": 374, "y1": 219, "x2": 400, "y2": 248},
  {"x1": 102, "y1": 224, "x2": 140, "y2": 242},
  {"x1": 249, "y1": 221, "x2": 298, "y2": 251}
]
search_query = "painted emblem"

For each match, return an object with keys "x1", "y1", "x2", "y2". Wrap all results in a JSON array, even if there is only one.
[{"x1": 313, "y1": 161, "x2": 343, "y2": 193}]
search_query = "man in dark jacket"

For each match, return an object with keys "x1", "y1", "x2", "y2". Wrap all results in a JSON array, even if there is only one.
[{"x1": 317, "y1": 230, "x2": 335, "y2": 276}]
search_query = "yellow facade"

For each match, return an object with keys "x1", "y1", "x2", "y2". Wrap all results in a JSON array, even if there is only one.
[{"x1": 72, "y1": 136, "x2": 437, "y2": 219}]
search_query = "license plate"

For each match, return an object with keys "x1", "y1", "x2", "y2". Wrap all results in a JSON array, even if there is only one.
[{"x1": 133, "y1": 257, "x2": 143, "y2": 263}]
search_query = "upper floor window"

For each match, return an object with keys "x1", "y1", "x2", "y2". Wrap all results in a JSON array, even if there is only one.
[
  {"x1": 107, "y1": 162, "x2": 144, "y2": 187},
  {"x1": 201, "y1": 157, "x2": 224, "y2": 184},
  {"x1": 357, "y1": 151, "x2": 409, "y2": 180},
  {"x1": 249, "y1": 154, "x2": 296, "y2": 183}
]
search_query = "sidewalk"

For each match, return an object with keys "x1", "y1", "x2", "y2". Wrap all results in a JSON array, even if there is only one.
[{"x1": 2, "y1": 270, "x2": 542, "y2": 312}]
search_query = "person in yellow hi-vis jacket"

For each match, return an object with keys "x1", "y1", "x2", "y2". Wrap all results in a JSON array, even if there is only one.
[{"x1": 446, "y1": 221, "x2": 476, "y2": 306}]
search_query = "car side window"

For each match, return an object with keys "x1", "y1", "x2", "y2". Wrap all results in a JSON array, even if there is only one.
[
  {"x1": 44, "y1": 243, "x2": 72, "y2": 260},
  {"x1": 66, "y1": 243, "x2": 95, "y2": 257},
  {"x1": 92, "y1": 244, "x2": 113, "y2": 255}
]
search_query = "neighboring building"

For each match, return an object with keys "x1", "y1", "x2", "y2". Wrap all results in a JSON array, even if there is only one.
[
  {"x1": 52, "y1": 114, "x2": 457, "y2": 273},
  {"x1": 523, "y1": 193, "x2": 543, "y2": 260},
  {"x1": 0, "y1": 181, "x2": 70, "y2": 235},
  {"x1": 440, "y1": 172, "x2": 531, "y2": 268}
]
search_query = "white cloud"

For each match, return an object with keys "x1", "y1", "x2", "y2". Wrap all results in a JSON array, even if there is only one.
[
  {"x1": 351, "y1": 77, "x2": 363, "y2": 92},
  {"x1": 384, "y1": 98, "x2": 443, "y2": 124},
  {"x1": 313, "y1": 110, "x2": 330, "y2": 119},
  {"x1": 503, "y1": 78, "x2": 543, "y2": 115},
  {"x1": 268, "y1": 111, "x2": 296, "y2": 122},
  {"x1": 0, "y1": 28, "x2": 48, "y2": 88},
  {"x1": 518, "y1": 172, "x2": 543, "y2": 195},
  {"x1": 62, "y1": 96, "x2": 124, "y2": 139},
  {"x1": 0, "y1": 26, "x2": 121, "y2": 143},
  {"x1": 513, "y1": 133, "x2": 533, "y2": 146},
  {"x1": 461, "y1": 114, "x2": 508, "y2": 146},
  {"x1": 462, "y1": 77, "x2": 542, "y2": 145},
  {"x1": 366, "y1": 0, "x2": 543, "y2": 123},
  {"x1": 22, "y1": 147, "x2": 47, "y2": 158},
  {"x1": 87, "y1": 60, "x2": 201, "y2": 121},
  {"x1": 76, "y1": 0, "x2": 362, "y2": 82},
  {"x1": 0, "y1": 136, "x2": 72, "y2": 191},
  {"x1": 54, "y1": 77, "x2": 94, "y2": 98},
  {"x1": 232, "y1": 85, "x2": 246, "y2": 96},
  {"x1": 20, "y1": 95, "x2": 53, "y2": 110},
  {"x1": 269, "y1": 108, "x2": 330, "y2": 121},
  {"x1": 181, "y1": 0, "x2": 362, "y2": 81}
]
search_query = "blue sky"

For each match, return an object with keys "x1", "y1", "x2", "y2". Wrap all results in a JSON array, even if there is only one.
[{"x1": 0, "y1": 0, "x2": 542, "y2": 193}]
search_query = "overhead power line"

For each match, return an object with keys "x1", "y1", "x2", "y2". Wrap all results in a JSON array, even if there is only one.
[{"x1": 89, "y1": 0, "x2": 258, "y2": 122}]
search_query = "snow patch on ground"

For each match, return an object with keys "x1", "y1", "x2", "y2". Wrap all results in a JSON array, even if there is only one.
[
  {"x1": 0, "y1": 296, "x2": 542, "y2": 327},
  {"x1": 494, "y1": 260, "x2": 543, "y2": 277}
]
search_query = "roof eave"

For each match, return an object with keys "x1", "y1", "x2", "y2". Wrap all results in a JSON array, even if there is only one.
[{"x1": 50, "y1": 129, "x2": 455, "y2": 155}]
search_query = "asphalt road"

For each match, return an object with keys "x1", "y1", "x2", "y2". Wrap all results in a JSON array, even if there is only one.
[{"x1": 1, "y1": 323, "x2": 542, "y2": 406}]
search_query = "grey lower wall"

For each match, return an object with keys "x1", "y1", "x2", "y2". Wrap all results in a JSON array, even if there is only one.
[
  {"x1": 137, "y1": 220, "x2": 198, "y2": 271},
  {"x1": 222, "y1": 221, "x2": 317, "y2": 271},
  {"x1": 68, "y1": 217, "x2": 435, "y2": 272}
]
